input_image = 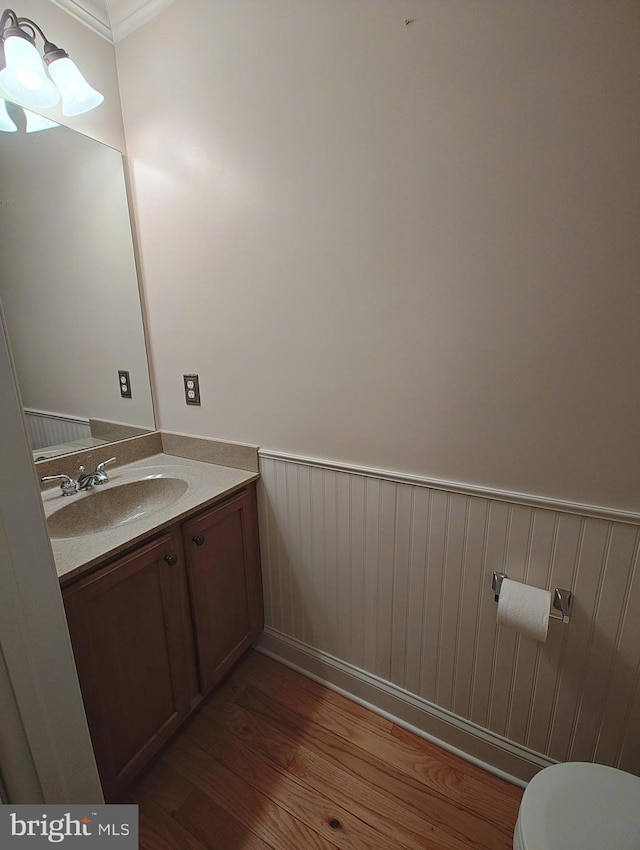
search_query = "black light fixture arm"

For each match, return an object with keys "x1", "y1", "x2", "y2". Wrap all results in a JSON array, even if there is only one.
[
  {"x1": 2, "y1": 8, "x2": 48, "y2": 41},
  {"x1": 0, "y1": 8, "x2": 19, "y2": 32},
  {"x1": 0, "y1": 8, "x2": 69, "y2": 63}
]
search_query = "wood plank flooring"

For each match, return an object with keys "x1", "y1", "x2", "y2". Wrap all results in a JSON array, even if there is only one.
[{"x1": 122, "y1": 651, "x2": 522, "y2": 850}]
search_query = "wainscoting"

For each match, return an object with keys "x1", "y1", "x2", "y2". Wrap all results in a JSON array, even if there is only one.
[
  {"x1": 256, "y1": 451, "x2": 640, "y2": 784},
  {"x1": 23, "y1": 409, "x2": 90, "y2": 451}
]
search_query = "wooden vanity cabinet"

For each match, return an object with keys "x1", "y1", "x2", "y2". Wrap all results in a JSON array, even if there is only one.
[
  {"x1": 182, "y1": 485, "x2": 264, "y2": 696},
  {"x1": 62, "y1": 528, "x2": 197, "y2": 801},
  {"x1": 61, "y1": 482, "x2": 263, "y2": 801}
]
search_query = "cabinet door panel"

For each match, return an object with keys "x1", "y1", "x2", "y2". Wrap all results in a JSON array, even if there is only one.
[
  {"x1": 63, "y1": 532, "x2": 191, "y2": 800},
  {"x1": 183, "y1": 486, "x2": 263, "y2": 695}
]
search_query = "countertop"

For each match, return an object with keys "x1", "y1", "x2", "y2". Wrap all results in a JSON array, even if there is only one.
[{"x1": 43, "y1": 453, "x2": 259, "y2": 584}]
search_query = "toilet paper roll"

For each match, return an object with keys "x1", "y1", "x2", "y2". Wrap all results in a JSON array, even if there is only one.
[{"x1": 496, "y1": 578, "x2": 551, "y2": 642}]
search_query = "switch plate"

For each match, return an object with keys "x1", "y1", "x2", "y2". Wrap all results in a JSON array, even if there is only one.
[
  {"x1": 118, "y1": 370, "x2": 132, "y2": 399},
  {"x1": 183, "y1": 374, "x2": 201, "y2": 406}
]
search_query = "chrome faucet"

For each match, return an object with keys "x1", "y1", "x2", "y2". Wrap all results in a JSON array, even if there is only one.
[
  {"x1": 95, "y1": 456, "x2": 117, "y2": 483},
  {"x1": 77, "y1": 457, "x2": 117, "y2": 490},
  {"x1": 41, "y1": 473, "x2": 78, "y2": 496},
  {"x1": 42, "y1": 457, "x2": 116, "y2": 495}
]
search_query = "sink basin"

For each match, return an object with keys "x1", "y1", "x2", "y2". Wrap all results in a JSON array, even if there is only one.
[{"x1": 47, "y1": 476, "x2": 189, "y2": 539}]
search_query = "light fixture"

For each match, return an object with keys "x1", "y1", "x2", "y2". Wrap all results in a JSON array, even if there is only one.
[
  {"x1": 0, "y1": 97, "x2": 59, "y2": 132},
  {"x1": 0, "y1": 8, "x2": 103, "y2": 115},
  {"x1": 24, "y1": 107, "x2": 58, "y2": 132}
]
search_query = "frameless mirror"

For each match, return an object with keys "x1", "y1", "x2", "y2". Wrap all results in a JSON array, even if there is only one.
[{"x1": 0, "y1": 103, "x2": 155, "y2": 461}]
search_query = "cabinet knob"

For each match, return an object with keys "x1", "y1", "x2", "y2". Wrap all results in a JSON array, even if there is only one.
[
  {"x1": 192, "y1": 535, "x2": 205, "y2": 546},
  {"x1": 164, "y1": 554, "x2": 178, "y2": 566}
]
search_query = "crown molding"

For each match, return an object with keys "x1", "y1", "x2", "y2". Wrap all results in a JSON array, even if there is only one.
[
  {"x1": 47, "y1": 0, "x2": 177, "y2": 43},
  {"x1": 110, "y1": 0, "x2": 176, "y2": 42},
  {"x1": 48, "y1": 0, "x2": 114, "y2": 43}
]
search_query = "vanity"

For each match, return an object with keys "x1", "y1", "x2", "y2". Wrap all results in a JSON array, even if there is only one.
[{"x1": 46, "y1": 450, "x2": 263, "y2": 802}]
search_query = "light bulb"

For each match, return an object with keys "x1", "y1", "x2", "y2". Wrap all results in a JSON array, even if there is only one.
[
  {"x1": 47, "y1": 56, "x2": 104, "y2": 116},
  {"x1": 0, "y1": 34, "x2": 60, "y2": 109}
]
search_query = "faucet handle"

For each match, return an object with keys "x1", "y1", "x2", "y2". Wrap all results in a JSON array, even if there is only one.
[
  {"x1": 41, "y1": 474, "x2": 78, "y2": 496},
  {"x1": 95, "y1": 456, "x2": 116, "y2": 483}
]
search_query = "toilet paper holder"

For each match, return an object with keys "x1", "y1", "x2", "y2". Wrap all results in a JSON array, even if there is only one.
[{"x1": 492, "y1": 571, "x2": 572, "y2": 624}]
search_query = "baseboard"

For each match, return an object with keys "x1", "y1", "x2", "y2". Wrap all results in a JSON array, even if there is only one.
[{"x1": 257, "y1": 627, "x2": 555, "y2": 788}]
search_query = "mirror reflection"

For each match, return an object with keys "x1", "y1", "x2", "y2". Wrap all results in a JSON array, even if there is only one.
[{"x1": 0, "y1": 103, "x2": 155, "y2": 461}]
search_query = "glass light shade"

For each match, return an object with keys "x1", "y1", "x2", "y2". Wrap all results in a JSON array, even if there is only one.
[
  {"x1": 25, "y1": 109, "x2": 59, "y2": 133},
  {"x1": 0, "y1": 98, "x2": 17, "y2": 131},
  {"x1": 0, "y1": 35, "x2": 60, "y2": 109},
  {"x1": 47, "y1": 56, "x2": 104, "y2": 116}
]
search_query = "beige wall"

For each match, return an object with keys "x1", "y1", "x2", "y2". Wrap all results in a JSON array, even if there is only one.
[
  {"x1": 117, "y1": 0, "x2": 640, "y2": 513},
  {"x1": 4, "y1": 0, "x2": 125, "y2": 150}
]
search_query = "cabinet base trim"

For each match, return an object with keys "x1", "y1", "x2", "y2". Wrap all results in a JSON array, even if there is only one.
[{"x1": 257, "y1": 627, "x2": 554, "y2": 787}]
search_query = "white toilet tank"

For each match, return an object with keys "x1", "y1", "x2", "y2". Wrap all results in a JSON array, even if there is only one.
[{"x1": 514, "y1": 762, "x2": 640, "y2": 850}]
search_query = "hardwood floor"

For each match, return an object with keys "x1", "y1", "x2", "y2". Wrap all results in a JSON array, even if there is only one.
[{"x1": 122, "y1": 651, "x2": 522, "y2": 849}]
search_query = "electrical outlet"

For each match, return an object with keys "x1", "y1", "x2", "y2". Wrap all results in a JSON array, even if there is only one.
[
  {"x1": 118, "y1": 370, "x2": 132, "y2": 399},
  {"x1": 184, "y1": 374, "x2": 201, "y2": 406}
]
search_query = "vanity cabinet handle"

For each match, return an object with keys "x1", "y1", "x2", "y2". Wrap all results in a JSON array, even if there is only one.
[
  {"x1": 164, "y1": 554, "x2": 178, "y2": 566},
  {"x1": 193, "y1": 535, "x2": 205, "y2": 546}
]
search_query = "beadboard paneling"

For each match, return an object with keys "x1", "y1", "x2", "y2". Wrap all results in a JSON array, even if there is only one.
[
  {"x1": 257, "y1": 454, "x2": 640, "y2": 776},
  {"x1": 24, "y1": 410, "x2": 90, "y2": 451}
]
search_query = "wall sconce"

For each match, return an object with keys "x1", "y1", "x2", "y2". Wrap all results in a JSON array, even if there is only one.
[{"x1": 0, "y1": 8, "x2": 103, "y2": 116}]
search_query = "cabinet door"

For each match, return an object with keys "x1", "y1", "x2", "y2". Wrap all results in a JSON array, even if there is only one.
[
  {"x1": 63, "y1": 531, "x2": 194, "y2": 801},
  {"x1": 183, "y1": 485, "x2": 263, "y2": 696}
]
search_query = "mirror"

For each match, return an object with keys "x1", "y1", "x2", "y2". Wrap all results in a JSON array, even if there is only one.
[{"x1": 0, "y1": 104, "x2": 155, "y2": 461}]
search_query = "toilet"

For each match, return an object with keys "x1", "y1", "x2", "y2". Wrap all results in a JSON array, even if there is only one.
[{"x1": 514, "y1": 761, "x2": 640, "y2": 850}]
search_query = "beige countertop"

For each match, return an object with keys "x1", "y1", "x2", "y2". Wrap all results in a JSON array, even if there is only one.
[{"x1": 43, "y1": 453, "x2": 259, "y2": 584}]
